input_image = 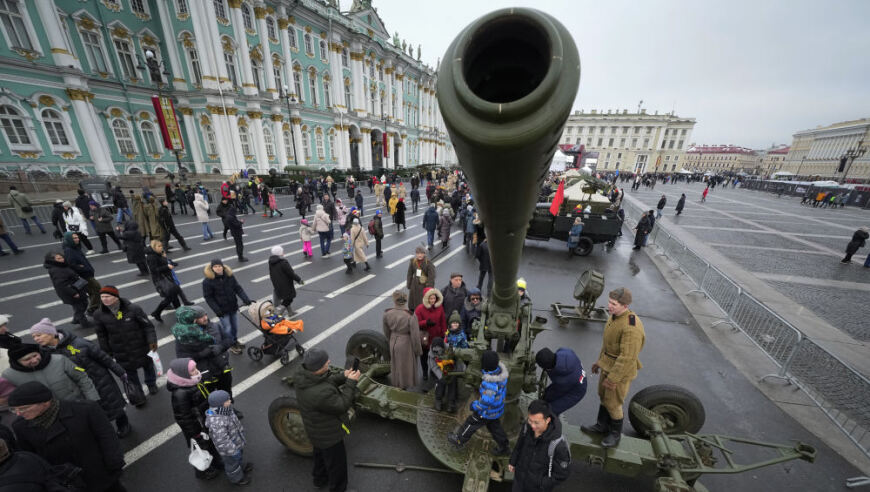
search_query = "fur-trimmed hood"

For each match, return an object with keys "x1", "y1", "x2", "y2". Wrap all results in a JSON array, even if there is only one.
[
  {"x1": 421, "y1": 287, "x2": 443, "y2": 309},
  {"x1": 481, "y1": 362, "x2": 509, "y2": 383},
  {"x1": 203, "y1": 263, "x2": 234, "y2": 279}
]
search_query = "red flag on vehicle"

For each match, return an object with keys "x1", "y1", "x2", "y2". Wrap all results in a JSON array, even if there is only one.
[{"x1": 549, "y1": 180, "x2": 565, "y2": 216}]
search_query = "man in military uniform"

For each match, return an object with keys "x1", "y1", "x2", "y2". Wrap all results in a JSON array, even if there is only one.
[{"x1": 581, "y1": 287, "x2": 645, "y2": 447}]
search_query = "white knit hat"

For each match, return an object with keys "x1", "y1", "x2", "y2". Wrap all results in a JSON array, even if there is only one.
[
  {"x1": 271, "y1": 245, "x2": 284, "y2": 256},
  {"x1": 0, "y1": 314, "x2": 9, "y2": 327}
]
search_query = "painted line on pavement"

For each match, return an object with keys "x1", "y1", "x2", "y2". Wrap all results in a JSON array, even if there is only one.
[
  {"x1": 386, "y1": 254, "x2": 411, "y2": 269},
  {"x1": 325, "y1": 274, "x2": 376, "y2": 298}
]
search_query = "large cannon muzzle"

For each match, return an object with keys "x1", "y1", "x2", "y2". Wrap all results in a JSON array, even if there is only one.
[{"x1": 437, "y1": 8, "x2": 580, "y2": 309}]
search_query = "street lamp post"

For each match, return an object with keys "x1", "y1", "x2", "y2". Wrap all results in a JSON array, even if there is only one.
[
  {"x1": 838, "y1": 139, "x2": 866, "y2": 185},
  {"x1": 143, "y1": 50, "x2": 184, "y2": 179},
  {"x1": 796, "y1": 156, "x2": 805, "y2": 179},
  {"x1": 280, "y1": 85, "x2": 299, "y2": 168}
]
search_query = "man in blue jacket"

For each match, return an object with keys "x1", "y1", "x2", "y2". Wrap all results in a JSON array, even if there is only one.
[
  {"x1": 535, "y1": 347, "x2": 587, "y2": 415},
  {"x1": 422, "y1": 205, "x2": 439, "y2": 250},
  {"x1": 447, "y1": 350, "x2": 510, "y2": 455}
]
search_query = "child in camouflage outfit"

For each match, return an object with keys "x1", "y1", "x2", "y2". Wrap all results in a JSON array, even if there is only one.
[{"x1": 205, "y1": 390, "x2": 252, "y2": 485}]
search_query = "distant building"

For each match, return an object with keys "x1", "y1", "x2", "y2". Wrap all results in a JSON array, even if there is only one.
[
  {"x1": 683, "y1": 145, "x2": 757, "y2": 173},
  {"x1": 559, "y1": 108, "x2": 696, "y2": 174},
  {"x1": 781, "y1": 118, "x2": 870, "y2": 182},
  {"x1": 759, "y1": 145, "x2": 789, "y2": 175},
  {"x1": 0, "y1": 0, "x2": 452, "y2": 177}
]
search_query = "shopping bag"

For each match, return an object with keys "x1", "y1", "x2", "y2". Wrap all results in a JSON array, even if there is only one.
[
  {"x1": 123, "y1": 378, "x2": 146, "y2": 407},
  {"x1": 188, "y1": 436, "x2": 214, "y2": 471},
  {"x1": 148, "y1": 350, "x2": 163, "y2": 376}
]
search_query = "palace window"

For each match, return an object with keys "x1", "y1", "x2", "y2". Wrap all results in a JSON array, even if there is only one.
[
  {"x1": 328, "y1": 130, "x2": 336, "y2": 160},
  {"x1": 292, "y1": 65, "x2": 303, "y2": 101},
  {"x1": 304, "y1": 32, "x2": 313, "y2": 56},
  {"x1": 341, "y1": 48, "x2": 348, "y2": 67},
  {"x1": 301, "y1": 128, "x2": 310, "y2": 160},
  {"x1": 241, "y1": 4, "x2": 253, "y2": 30},
  {"x1": 266, "y1": 17, "x2": 276, "y2": 39},
  {"x1": 113, "y1": 39, "x2": 137, "y2": 80},
  {"x1": 224, "y1": 48, "x2": 238, "y2": 87},
  {"x1": 308, "y1": 71, "x2": 318, "y2": 106},
  {"x1": 111, "y1": 119, "x2": 136, "y2": 154},
  {"x1": 272, "y1": 60, "x2": 282, "y2": 90},
  {"x1": 213, "y1": 0, "x2": 226, "y2": 19},
  {"x1": 344, "y1": 79, "x2": 352, "y2": 108},
  {"x1": 315, "y1": 129, "x2": 324, "y2": 160},
  {"x1": 188, "y1": 46, "x2": 202, "y2": 85},
  {"x1": 140, "y1": 121, "x2": 160, "y2": 154},
  {"x1": 288, "y1": 28, "x2": 297, "y2": 49},
  {"x1": 323, "y1": 79, "x2": 331, "y2": 107},
  {"x1": 319, "y1": 39, "x2": 327, "y2": 62},
  {"x1": 251, "y1": 58, "x2": 263, "y2": 91},
  {"x1": 204, "y1": 124, "x2": 217, "y2": 154},
  {"x1": 41, "y1": 109, "x2": 70, "y2": 147},
  {"x1": 131, "y1": 0, "x2": 146, "y2": 15},
  {"x1": 80, "y1": 30, "x2": 108, "y2": 73},
  {"x1": 175, "y1": 0, "x2": 188, "y2": 15},
  {"x1": 0, "y1": 105, "x2": 30, "y2": 145},
  {"x1": 263, "y1": 127, "x2": 275, "y2": 157},
  {"x1": 0, "y1": 0, "x2": 34, "y2": 50},
  {"x1": 678, "y1": 140, "x2": 684, "y2": 149},
  {"x1": 239, "y1": 125, "x2": 251, "y2": 155},
  {"x1": 283, "y1": 130, "x2": 294, "y2": 159}
]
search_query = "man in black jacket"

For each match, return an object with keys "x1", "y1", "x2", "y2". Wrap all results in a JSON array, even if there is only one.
[
  {"x1": 113, "y1": 186, "x2": 131, "y2": 224},
  {"x1": 9, "y1": 382, "x2": 126, "y2": 492},
  {"x1": 203, "y1": 259, "x2": 252, "y2": 353},
  {"x1": 223, "y1": 207, "x2": 247, "y2": 262},
  {"x1": 93, "y1": 287, "x2": 159, "y2": 396},
  {"x1": 268, "y1": 246, "x2": 304, "y2": 315},
  {"x1": 508, "y1": 399, "x2": 571, "y2": 492},
  {"x1": 158, "y1": 199, "x2": 191, "y2": 252}
]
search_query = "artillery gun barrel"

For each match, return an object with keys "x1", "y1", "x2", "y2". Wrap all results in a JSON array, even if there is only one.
[{"x1": 437, "y1": 8, "x2": 580, "y2": 309}]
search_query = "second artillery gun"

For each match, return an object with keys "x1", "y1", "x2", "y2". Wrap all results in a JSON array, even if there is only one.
[{"x1": 266, "y1": 7, "x2": 816, "y2": 491}]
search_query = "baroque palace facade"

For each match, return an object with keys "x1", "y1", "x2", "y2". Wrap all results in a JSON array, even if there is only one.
[{"x1": 0, "y1": 0, "x2": 454, "y2": 177}]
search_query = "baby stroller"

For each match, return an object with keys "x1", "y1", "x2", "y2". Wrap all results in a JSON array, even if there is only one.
[{"x1": 242, "y1": 300, "x2": 305, "y2": 365}]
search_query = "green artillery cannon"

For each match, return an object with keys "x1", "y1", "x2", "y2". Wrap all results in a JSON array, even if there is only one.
[{"x1": 266, "y1": 7, "x2": 816, "y2": 491}]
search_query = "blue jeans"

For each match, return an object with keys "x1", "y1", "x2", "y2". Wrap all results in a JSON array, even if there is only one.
[
  {"x1": 318, "y1": 231, "x2": 331, "y2": 255},
  {"x1": 20, "y1": 216, "x2": 46, "y2": 234},
  {"x1": 116, "y1": 207, "x2": 133, "y2": 223},
  {"x1": 426, "y1": 229, "x2": 435, "y2": 247},
  {"x1": 219, "y1": 311, "x2": 240, "y2": 342},
  {"x1": 865, "y1": 255, "x2": 870, "y2": 268},
  {"x1": 201, "y1": 222, "x2": 214, "y2": 239},
  {"x1": 222, "y1": 450, "x2": 245, "y2": 483},
  {"x1": 656, "y1": 209, "x2": 663, "y2": 219},
  {"x1": 0, "y1": 233, "x2": 19, "y2": 253}
]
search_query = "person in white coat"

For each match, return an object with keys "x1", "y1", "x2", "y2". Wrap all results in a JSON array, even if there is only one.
[
  {"x1": 62, "y1": 201, "x2": 94, "y2": 253},
  {"x1": 194, "y1": 193, "x2": 214, "y2": 241}
]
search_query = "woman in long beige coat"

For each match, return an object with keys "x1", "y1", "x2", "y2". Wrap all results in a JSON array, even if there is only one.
[
  {"x1": 382, "y1": 290, "x2": 422, "y2": 389},
  {"x1": 349, "y1": 217, "x2": 371, "y2": 271}
]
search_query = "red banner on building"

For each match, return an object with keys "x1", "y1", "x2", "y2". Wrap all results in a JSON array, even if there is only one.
[
  {"x1": 383, "y1": 132, "x2": 389, "y2": 158},
  {"x1": 151, "y1": 95, "x2": 184, "y2": 151}
]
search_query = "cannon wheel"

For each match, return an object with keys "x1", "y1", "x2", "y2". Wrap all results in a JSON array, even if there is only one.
[
  {"x1": 573, "y1": 237, "x2": 594, "y2": 256},
  {"x1": 629, "y1": 385, "x2": 706, "y2": 435},
  {"x1": 345, "y1": 329, "x2": 390, "y2": 373},
  {"x1": 268, "y1": 396, "x2": 313, "y2": 456}
]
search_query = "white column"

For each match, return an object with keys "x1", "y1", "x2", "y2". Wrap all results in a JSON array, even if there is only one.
[
  {"x1": 328, "y1": 40, "x2": 344, "y2": 113},
  {"x1": 361, "y1": 128, "x2": 373, "y2": 170},
  {"x1": 255, "y1": 8, "x2": 276, "y2": 97},
  {"x1": 227, "y1": 112, "x2": 246, "y2": 173},
  {"x1": 277, "y1": 13, "x2": 295, "y2": 95},
  {"x1": 291, "y1": 115, "x2": 307, "y2": 167},
  {"x1": 155, "y1": 0, "x2": 185, "y2": 90},
  {"x1": 180, "y1": 112, "x2": 204, "y2": 173},
  {"x1": 340, "y1": 125, "x2": 351, "y2": 170},
  {"x1": 350, "y1": 50, "x2": 365, "y2": 115},
  {"x1": 273, "y1": 117, "x2": 287, "y2": 170},
  {"x1": 249, "y1": 115, "x2": 268, "y2": 173},
  {"x1": 68, "y1": 94, "x2": 114, "y2": 174},
  {"x1": 229, "y1": 5, "x2": 256, "y2": 95},
  {"x1": 199, "y1": 0, "x2": 226, "y2": 90},
  {"x1": 35, "y1": 0, "x2": 79, "y2": 68},
  {"x1": 209, "y1": 113, "x2": 235, "y2": 173}
]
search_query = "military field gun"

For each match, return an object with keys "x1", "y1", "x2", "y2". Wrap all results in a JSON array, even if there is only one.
[{"x1": 266, "y1": 8, "x2": 815, "y2": 491}]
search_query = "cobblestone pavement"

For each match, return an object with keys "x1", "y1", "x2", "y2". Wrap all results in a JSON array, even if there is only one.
[{"x1": 625, "y1": 181, "x2": 870, "y2": 343}]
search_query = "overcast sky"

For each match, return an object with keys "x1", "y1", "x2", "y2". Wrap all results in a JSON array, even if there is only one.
[{"x1": 346, "y1": 0, "x2": 870, "y2": 149}]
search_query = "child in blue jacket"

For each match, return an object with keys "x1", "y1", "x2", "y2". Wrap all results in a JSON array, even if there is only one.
[{"x1": 447, "y1": 350, "x2": 510, "y2": 455}]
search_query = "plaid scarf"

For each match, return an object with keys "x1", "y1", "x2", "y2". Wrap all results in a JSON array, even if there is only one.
[{"x1": 28, "y1": 398, "x2": 60, "y2": 430}]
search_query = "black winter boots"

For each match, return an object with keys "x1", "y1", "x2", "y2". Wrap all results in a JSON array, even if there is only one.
[
  {"x1": 581, "y1": 405, "x2": 609, "y2": 434},
  {"x1": 601, "y1": 418, "x2": 623, "y2": 448}
]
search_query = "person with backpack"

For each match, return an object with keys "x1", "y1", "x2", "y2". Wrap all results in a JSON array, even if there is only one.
[
  {"x1": 509, "y1": 399, "x2": 572, "y2": 492},
  {"x1": 370, "y1": 210, "x2": 384, "y2": 258},
  {"x1": 7, "y1": 186, "x2": 46, "y2": 235}
]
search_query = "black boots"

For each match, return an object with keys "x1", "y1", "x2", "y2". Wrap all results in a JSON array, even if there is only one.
[
  {"x1": 581, "y1": 405, "x2": 609, "y2": 434},
  {"x1": 601, "y1": 418, "x2": 623, "y2": 448}
]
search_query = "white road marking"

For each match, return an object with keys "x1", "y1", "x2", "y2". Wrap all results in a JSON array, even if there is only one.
[
  {"x1": 387, "y1": 255, "x2": 411, "y2": 269},
  {"x1": 325, "y1": 274, "x2": 376, "y2": 298}
]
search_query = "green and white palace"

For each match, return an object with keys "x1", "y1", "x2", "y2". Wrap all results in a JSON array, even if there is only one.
[{"x1": 0, "y1": 0, "x2": 454, "y2": 177}]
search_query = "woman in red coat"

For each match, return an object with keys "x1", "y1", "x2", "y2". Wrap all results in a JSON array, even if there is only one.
[{"x1": 415, "y1": 287, "x2": 446, "y2": 380}]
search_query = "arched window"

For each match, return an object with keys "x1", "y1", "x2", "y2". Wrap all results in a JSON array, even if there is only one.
[
  {"x1": 319, "y1": 39, "x2": 327, "y2": 61},
  {"x1": 303, "y1": 32, "x2": 313, "y2": 56},
  {"x1": 0, "y1": 0, "x2": 34, "y2": 50},
  {"x1": 288, "y1": 27, "x2": 297, "y2": 49},
  {"x1": 203, "y1": 124, "x2": 217, "y2": 154},
  {"x1": 323, "y1": 78, "x2": 331, "y2": 108},
  {"x1": 241, "y1": 4, "x2": 253, "y2": 30},
  {"x1": 140, "y1": 121, "x2": 159, "y2": 154},
  {"x1": 341, "y1": 48, "x2": 348, "y2": 67},
  {"x1": 272, "y1": 56, "x2": 282, "y2": 89},
  {"x1": 315, "y1": 129, "x2": 324, "y2": 160},
  {"x1": 266, "y1": 17, "x2": 276, "y2": 39},
  {"x1": 369, "y1": 87, "x2": 376, "y2": 113},
  {"x1": 41, "y1": 109, "x2": 69, "y2": 146},
  {"x1": 344, "y1": 79, "x2": 352, "y2": 109},
  {"x1": 175, "y1": 0, "x2": 188, "y2": 15},
  {"x1": 251, "y1": 58, "x2": 263, "y2": 91},
  {"x1": 263, "y1": 126, "x2": 274, "y2": 157},
  {"x1": 308, "y1": 71, "x2": 318, "y2": 106},
  {"x1": 292, "y1": 64, "x2": 302, "y2": 101},
  {"x1": 212, "y1": 0, "x2": 226, "y2": 18},
  {"x1": 283, "y1": 130, "x2": 294, "y2": 159},
  {"x1": 111, "y1": 118, "x2": 136, "y2": 154},
  {"x1": 223, "y1": 39, "x2": 238, "y2": 87},
  {"x1": 328, "y1": 130, "x2": 336, "y2": 160},
  {"x1": 301, "y1": 127, "x2": 310, "y2": 160},
  {"x1": 0, "y1": 105, "x2": 31, "y2": 145},
  {"x1": 239, "y1": 124, "x2": 251, "y2": 156},
  {"x1": 186, "y1": 42, "x2": 202, "y2": 86}
]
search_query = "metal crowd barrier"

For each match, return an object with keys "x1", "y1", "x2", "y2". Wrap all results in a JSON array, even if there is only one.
[
  {"x1": 620, "y1": 199, "x2": 870, "y2": 465},
  {"x1": 1, "y1": 204, "x2": 55, "y2": 230}
]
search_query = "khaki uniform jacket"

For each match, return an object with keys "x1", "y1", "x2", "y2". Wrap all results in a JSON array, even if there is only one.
[{"x1": 595, "y1": 310, "x2": 645, "y2": 384}]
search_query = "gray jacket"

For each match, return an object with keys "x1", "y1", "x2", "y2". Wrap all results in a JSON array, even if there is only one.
[
  {"x1": 8, "y1": 190, "x2": 34, "y2": 219},
  {"x1": 205, "y1": 406, "x2": 246, "y2": 456},
  {"x1": 3, "y1": 353, "x2": 100, "y2": 402}
]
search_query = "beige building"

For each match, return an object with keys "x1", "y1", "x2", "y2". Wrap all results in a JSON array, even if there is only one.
[
  {"x1": 760, "y1": 145, "x2": 790, "y2": 175},
  {"x1": 781, "y1": 118, "x2": 870, "y2": 182},
  {"x1": 683, "y1": 145, "x2": 757, "y2": 173},
  {"x1": 560, "y1": 108, "x2": 696, "y2": 173}
]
